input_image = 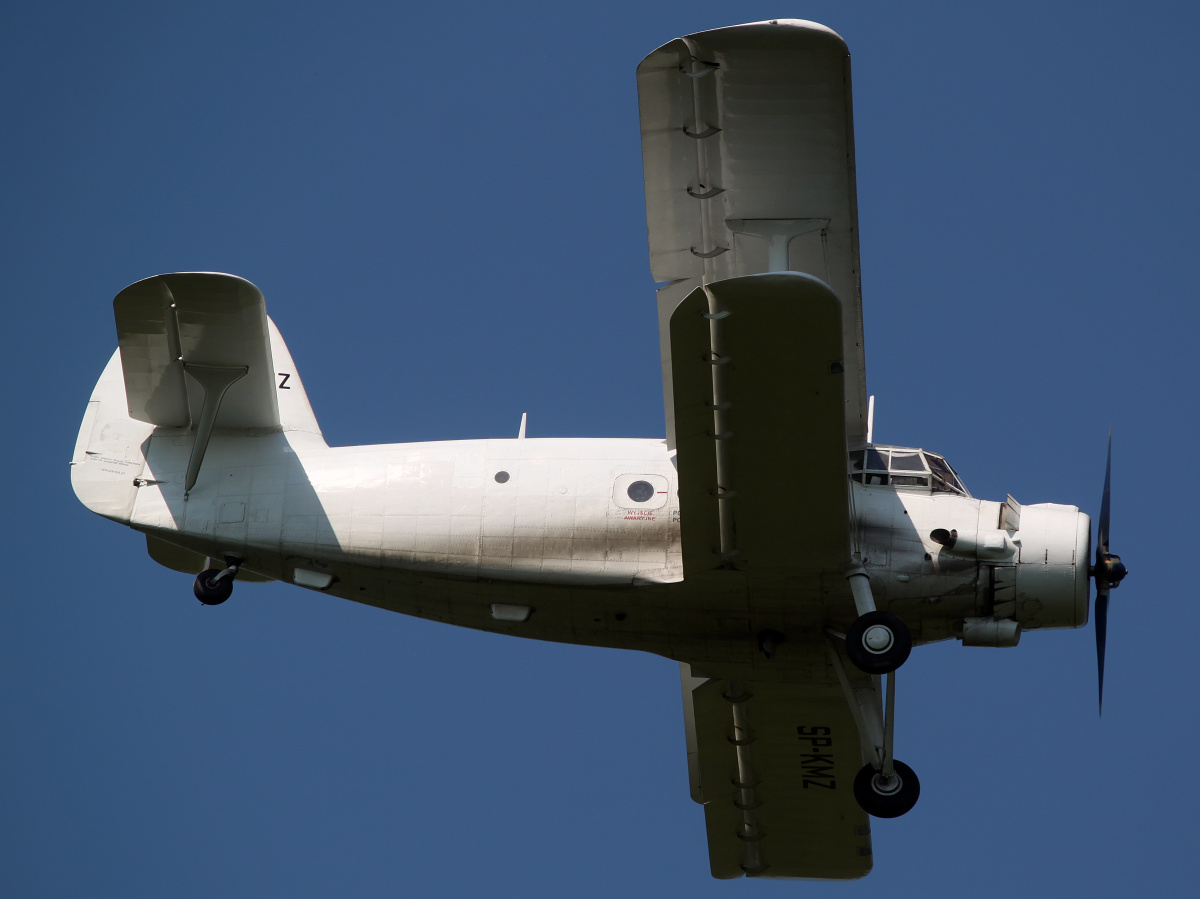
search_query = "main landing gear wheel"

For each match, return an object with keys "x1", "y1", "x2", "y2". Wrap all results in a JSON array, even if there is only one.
[
  {"x1": 853, "y1": 760, "x2": 920, "y2": 818},
  {"x1": 844, "y1": 610, "x2": 912, "y2": 674},
  {"x1": 193, "y1": 569, "x2": 234, "y2": 605}
]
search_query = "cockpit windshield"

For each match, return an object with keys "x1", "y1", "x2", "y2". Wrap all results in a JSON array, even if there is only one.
[{"x1": 849, "y1": 445, "x2": 969, "y2": 496}]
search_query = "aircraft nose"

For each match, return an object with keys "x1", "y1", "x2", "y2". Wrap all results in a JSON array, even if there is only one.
[{"x1": 1011, "y1": 505, "x2": 1091, "y2": 630}]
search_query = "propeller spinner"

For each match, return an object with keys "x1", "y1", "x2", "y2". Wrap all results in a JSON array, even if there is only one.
[{"x1": 1092, "y1": 433, "x2": 1129, "y2": 714}]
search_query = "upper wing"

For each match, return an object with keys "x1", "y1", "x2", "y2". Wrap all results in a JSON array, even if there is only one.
[
  {"x1": 670, "y1": 273, "x2": 851, "y2": 576},
  {"x1": 114, "y1": 272, "x2": 280, "y2": 429},
  {"x1": 638, "y1": 19, "x2": 866, "y2": 449},
  {"x1": 680, "y1": 660, "x2": 873, "y2": 879}
]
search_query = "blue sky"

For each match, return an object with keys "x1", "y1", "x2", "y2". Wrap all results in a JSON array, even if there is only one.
[{"x1": 3, "y1": 1, "x2": 1197, "y2": 895}]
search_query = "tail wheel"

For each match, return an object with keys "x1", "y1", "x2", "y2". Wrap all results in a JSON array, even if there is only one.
[{"x1": 193, "y1": 569, "x2": 233, "y2": 605}]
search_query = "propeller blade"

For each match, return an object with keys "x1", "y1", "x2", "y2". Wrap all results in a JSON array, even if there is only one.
[
  {"x1": 1094, "y1": 586, "x2": 1109, "y2": 715},
  {"x1": 1097, "y1": 431, "x2": 1112, "y2": 561}
]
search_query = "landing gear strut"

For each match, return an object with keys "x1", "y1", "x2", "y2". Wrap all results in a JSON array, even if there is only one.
[
  {"x1": 828, "y1": 596, "x2": 921, "y2": 819},
  {"x1": 193, "y1": 557, "x2": 241, "y2": 605},
  {"x1": 843, "y1": 563, "x2": 912, "y2": 674},
  {"x1": 834, "y1": 660, "x2": 921, "y2": 819}
]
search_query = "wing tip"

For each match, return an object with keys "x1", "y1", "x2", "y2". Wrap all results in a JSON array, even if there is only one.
[{"x1": 640, "y1": 19, "x2": 848, "y2": 66}]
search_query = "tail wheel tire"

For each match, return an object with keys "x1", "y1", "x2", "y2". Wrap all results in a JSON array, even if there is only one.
[
  {"x1": 853, "y1": 760, "x2": 920, "y2": 818},
  {"x1": 844, "y1": 610, "x2": 912, "y2": 674},
  {"x1": 193, "y1": 569, "x2": 233, "y2": 605}
]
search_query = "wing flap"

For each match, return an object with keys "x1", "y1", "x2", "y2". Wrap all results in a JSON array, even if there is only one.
[{"x1": 115, "y1": 272, "x2": 280, "y2": 429}]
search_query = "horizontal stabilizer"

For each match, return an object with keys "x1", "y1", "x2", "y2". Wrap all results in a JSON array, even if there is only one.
[{"x1": 115, "y1": 272, "x2": 280, "y2": 430}]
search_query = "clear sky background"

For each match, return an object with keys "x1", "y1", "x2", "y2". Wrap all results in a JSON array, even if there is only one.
[{"x1": 3, "y1": 1, "x2": 1197, "y2": 896}]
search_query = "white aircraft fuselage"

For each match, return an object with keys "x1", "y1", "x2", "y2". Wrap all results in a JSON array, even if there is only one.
[{"x1": 74, "y1": 345, "x2": 1089, "y2": 667}]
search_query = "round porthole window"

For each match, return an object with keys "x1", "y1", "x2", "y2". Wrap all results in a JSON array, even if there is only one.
[
  {"x1": 627, "y1": 480, "x2": 655, "y2": 503},
  {"x1": 494, "y1": 471, "x2": 510, "y2": 483},
  {"x1": 612, "y1": 474, "x2": 669, "y2": 510}
]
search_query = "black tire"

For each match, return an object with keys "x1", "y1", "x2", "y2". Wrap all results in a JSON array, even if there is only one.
[
  {"x1": 853, "y1": 760, "x2": 920, "y2": 818},
  {"x1": 193, "y1": 568, "x2": 233, "y2": 605},
  {"x1": 844, "y1": 610, "x2": 912, "y2": 674}
]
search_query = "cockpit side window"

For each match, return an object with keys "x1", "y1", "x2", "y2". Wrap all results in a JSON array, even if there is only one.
[
  {"x1": 889, "y1": 451, "x2": 925, "y2": 472},
  {"x1": 849, "y1": 447, "x2": 930, "y2": 488},
  {"x1": 925, "y1": 453, "x2": 967, "y2": 495},
  {"x1": 848, "y1": 445, "x2": 968, "y2": 494},
  {"x1": 850, "y1": 448, "x2": 889, "y2": 485}
]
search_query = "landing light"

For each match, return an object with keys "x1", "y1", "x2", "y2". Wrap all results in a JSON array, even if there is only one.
[
  {"x1": 490, "y1": 603, "x2": 533, "y2": 623},
  {"x1": 293, "y1": 568, "x2": 334, "y2": 590}
]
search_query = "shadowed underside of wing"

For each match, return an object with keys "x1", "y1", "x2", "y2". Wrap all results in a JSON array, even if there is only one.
[
  {"x1": 638, "y1": 19, "x2": 866, "y2": 449},
  {"x1": 669, "y1": 274, "x2": 869, "y2": 878},
  {"x1": 670, "y1": 272, "x2": 851, "y2": 578},
  {"x1": 680, "y1": 660, "x2": 872, "y2": 879}
]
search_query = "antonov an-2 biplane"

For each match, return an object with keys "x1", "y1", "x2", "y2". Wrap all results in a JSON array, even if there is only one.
[{"x1": 72, "y1": 20, "x2": 1127, "y2": 880}]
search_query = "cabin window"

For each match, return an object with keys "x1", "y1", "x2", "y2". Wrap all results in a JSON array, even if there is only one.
[
  {"x1": 612, "y1": 474, "x2": 670, "y2": 510},
  {"x1": 627, "y1": 480, "x2": 655, "y2": 503},
  {"x1": 890, "y1": 451, "x2": 925, "y2": 471},
  {"x1": 849, "y1": 448, "x2": 928, "y2": 488}
]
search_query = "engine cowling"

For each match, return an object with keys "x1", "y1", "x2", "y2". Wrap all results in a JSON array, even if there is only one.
[{"x1": 1012, "y1": 503, "x2": 1091, "y2": 630}]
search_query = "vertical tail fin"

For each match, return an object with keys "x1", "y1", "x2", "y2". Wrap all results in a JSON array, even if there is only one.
[
  {"x1": 266, "y1": 317, "x2": 323, "y2": 439},
  {"x1": 72, "y1": 273, "x2": 326, "y2": 522}
]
